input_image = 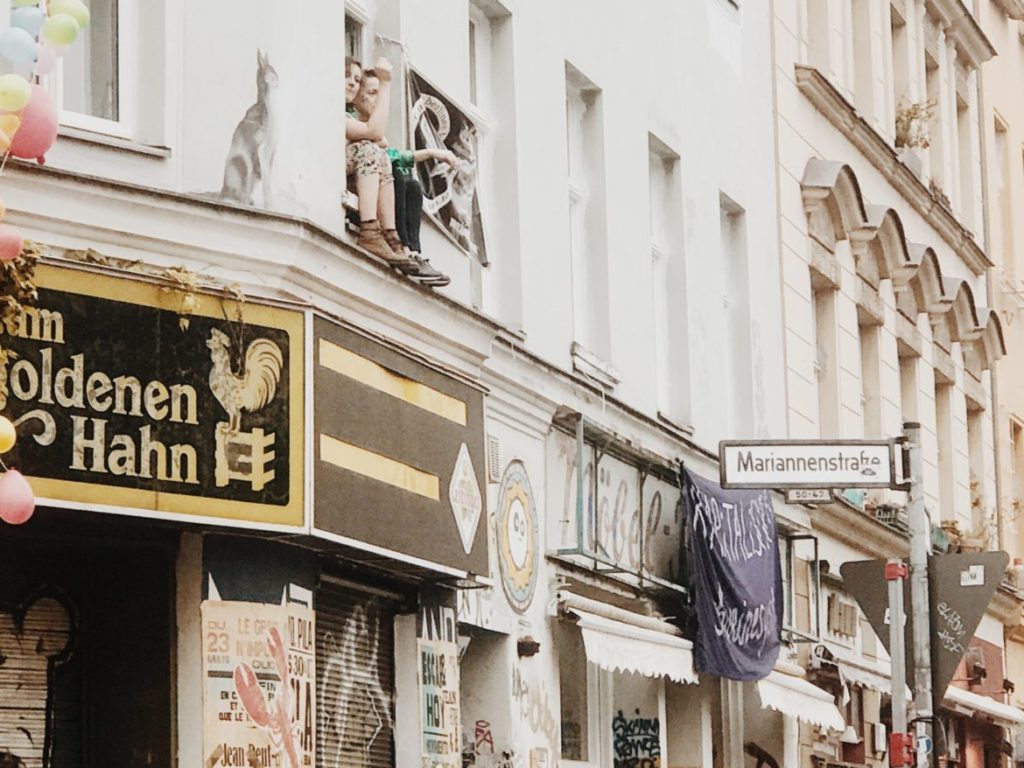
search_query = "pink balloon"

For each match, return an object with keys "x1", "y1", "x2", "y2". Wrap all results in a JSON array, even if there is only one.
[
  {"x1": 0, "y1": 469, "x2": 35, "y2": 525},
  {"x1": 9, "y1": 84, "x2": 57, "y2": 164},
  {"x1": 34, "y1": 43, "x2": 59, "y2": 76},
  {"x1": 0, "y1": 224, "x2": 23, "y2": 261}
]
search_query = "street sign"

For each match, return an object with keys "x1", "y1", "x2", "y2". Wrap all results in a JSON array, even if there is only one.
[
  {"x1": 840, "y1": 551, "x2": 1008, "y2": 698},
  {"x1": 784, "y1": 488, "x2": 834, "y2": 505},
  {"x1": 719, "y1": 439, "x2": 900, "y2": 489}
]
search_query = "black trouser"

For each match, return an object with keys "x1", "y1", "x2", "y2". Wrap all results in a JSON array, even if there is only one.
[{"x1": 393, "y1": 169, "x2": 423, "y2": 253}]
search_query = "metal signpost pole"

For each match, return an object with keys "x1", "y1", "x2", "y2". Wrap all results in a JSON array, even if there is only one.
[
  {"x1": 887, "y1": 559, "x2": 912, "y2": 765},
  {"x1": 904, "y1": 421, "x2": 933, "y2": 767}
]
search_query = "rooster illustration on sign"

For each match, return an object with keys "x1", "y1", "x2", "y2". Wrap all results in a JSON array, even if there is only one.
[{"x1": 206, "y1": 328, "x2": 283, "y2": 431}]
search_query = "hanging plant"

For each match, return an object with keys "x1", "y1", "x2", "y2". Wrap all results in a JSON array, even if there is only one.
[{"x1": 0, "y1": 239, "x2": 39, "y2": 409}]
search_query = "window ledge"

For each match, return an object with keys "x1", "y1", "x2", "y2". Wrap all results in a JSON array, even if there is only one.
[
  {"x1": 794, "y1": 64, "x2": 992, "y2": 277},
  {"x1": 58, "y1": 125, "x2": 171, "y2": 159},
  {"x1": 570, "y1": 342, "x2": 621, "y2": 389}
]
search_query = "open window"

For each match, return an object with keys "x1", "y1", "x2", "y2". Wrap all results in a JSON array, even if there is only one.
[{"x1": 781, "y1": 533, "x2": 821, "y2": 642}]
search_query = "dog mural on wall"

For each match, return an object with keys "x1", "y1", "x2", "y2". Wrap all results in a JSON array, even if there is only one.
[
  {"x1": 220, "y1": 50, "x2": 279, "y2": 208},
  {"x1": 0, "y1": 590, "x2": 75, "y2": 768}
]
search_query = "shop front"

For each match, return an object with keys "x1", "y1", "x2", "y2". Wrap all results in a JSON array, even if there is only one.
[{"x1": 0, "y1": 259, "x2": 306, "y2": 768}]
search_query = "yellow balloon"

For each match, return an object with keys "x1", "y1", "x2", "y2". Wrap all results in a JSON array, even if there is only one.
[
  {"x1": 0, "y1": 115, "x2": 22, "y2": 138},
  {"x1": 42, "y1": 13, "x2": 79, "y2": 46},
  {"x1": 0, "y1": 75, "x2": 30, "y2": 112},
  {"x1": 0, "y1": 417, "x2": 17, "y2": 453},
  {"x1": 49, "y1": 0, "x2": 90, "y2": 29}
]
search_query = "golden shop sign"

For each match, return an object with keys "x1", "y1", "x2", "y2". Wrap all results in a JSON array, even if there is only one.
[{"x1": 0, "y1": 263, "x2": 304, "y2": 527}]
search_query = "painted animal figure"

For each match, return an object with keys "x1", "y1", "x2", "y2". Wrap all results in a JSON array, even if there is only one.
[
  {"x1": 206, "y1": 328, "x2": 284, "y2": 431},
  {"x1": 221, "y1": 50, "x2": 279, "y2": 207}
]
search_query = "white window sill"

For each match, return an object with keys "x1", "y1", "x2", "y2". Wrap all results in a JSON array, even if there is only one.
[
  {"x1": 58, "y1": 125, "x2": 171, "y2": 159},
  {"x1": 571, "y1": 342, "x2": 621, "y2": 389}
]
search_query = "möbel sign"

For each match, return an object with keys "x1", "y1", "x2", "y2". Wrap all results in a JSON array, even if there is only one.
[{"x1": 719, "y1": 439, "x2": 898, "y2": 489}]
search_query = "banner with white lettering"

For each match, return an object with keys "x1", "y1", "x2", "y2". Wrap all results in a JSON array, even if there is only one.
[{"x1": 683, "y1": 469, "x2": 782, "y2": 680}]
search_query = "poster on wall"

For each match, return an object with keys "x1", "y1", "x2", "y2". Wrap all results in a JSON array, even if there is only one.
[
  {"x1": 682, "y1": 469, "x2": 782, "y2": 681},
  {"x1": 407, "y1": 68, "x2": 488, "y2": 265},
  {"x1": 418, "y1": 638, "x2": 461, "y2": 768},
  {"x1": 202, "y1": 600, "x2": 316, "y2": 768}
]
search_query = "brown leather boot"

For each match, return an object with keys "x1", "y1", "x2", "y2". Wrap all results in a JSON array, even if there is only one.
[{"x1": 357, "y1": 221, "x2": 403, "y2": 265}]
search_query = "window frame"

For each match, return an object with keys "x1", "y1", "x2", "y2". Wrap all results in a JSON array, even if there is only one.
[
  {"x1": 781, "y1": 533, "x2": 821, "y2": 643},
  {"x1": 50, "y1": 0, "x2": 135, "y2": 139}
]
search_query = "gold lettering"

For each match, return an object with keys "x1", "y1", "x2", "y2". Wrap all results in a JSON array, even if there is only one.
[
  {"x1": 9, "y1": 359, "x2": 38, "y2": 400},
  {"x1": 169, "y1": 384, "x2": 198, "y2": 425},
  {"x1": 54, "y1": 353, "x2": 85, "y2": 409},
  {"x1": 86, "y1": 372, "x2": 113, "y2": 412},
  {"x1": 169, "y1": 443, "x2": 199, "y2": 484},
  {"x1": 107, "y1": 434, "x2": 136, "y2": 476},
  {"x1": 18, "y1": 307, "x2": 63, "y2": 343},
  {"x1": 71, "y1": 416, "x2": 106, "y2": 473},
  {"x1": 113, "y1": 375, "x2": 143, "y2": 417},
  {"x1": 38, "y1": 347, "x2": 52, "y2": 404},
  {"x1": 144, "y1": 380, "x2": 170, "y2": 421},
  {"x1": 139, "y1": 425, "x2": 166, "y2": 480}
]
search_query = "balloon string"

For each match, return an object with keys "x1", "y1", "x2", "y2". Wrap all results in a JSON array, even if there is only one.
[{"x1": 0, "y1": 456, "x2": 9, "y2": 473}]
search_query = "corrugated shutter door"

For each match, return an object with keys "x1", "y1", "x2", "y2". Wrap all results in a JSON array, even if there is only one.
[{"x1": 317, "y1": 582, "x2": 397, "y2": 768}]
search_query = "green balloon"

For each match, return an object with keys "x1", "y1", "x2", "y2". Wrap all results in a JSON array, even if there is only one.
[
  {"x1": 48, "y1": 0, "x2": 90, "y2": 29},
  {"x1": 10, "y1": 0, "x2": 39, "y2": 7},
  {"x1": 42, "y1": 13, "x2": 79, "y2": 46},
  {"x1": 0, "y1": 74, "x2": 31, "y2": 112}
]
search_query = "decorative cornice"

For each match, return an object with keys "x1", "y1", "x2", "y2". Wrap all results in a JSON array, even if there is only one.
[
  {"x1": 993, "y1": 0, "x2": 1024, "y2": 21},
  {"x1": 811, "y1": 498, "x2": 909, "y2": 560},
  {"x1": 927, "y1": 0, "x2": 998, "y2": 65},
  {"x1": 795, "y1": 65, "x2": 992, "y2": 277}
]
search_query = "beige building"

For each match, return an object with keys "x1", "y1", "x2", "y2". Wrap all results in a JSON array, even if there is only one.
[{"x1": 979, "y1": 0, "x2": 1024, "y2": 751}]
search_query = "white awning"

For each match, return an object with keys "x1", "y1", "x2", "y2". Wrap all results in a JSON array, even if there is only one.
[
  {"x1": 945, "y1": 685, "x2": 1024, "y2": 728},
  {"x1": 566, "y1": 608, "x2": 698, "y2": 684},
  {"x1": 757, "y1": 671, "x2": 846, "y2": 731},
  {"x1": 821, "y1": 643, "x2": 912, "y2": 699}
]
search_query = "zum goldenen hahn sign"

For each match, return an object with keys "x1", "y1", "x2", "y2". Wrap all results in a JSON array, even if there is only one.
[{"x1": 0, "y1": 264, "x2": 304, "y2": 526}]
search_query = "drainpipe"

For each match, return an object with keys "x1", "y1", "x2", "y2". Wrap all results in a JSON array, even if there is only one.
[{"x1": 975, "y1": 53, "x2": 1005, "y2": 551}]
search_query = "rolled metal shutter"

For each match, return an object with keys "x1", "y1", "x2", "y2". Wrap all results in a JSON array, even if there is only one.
[{"x1": 316, "y1": 581, "x2": 397, "y2": 768}]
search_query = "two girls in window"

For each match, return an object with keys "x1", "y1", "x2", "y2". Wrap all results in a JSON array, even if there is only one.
[{"x1": 344, "y1": 57, "x2": 451, "y2": 285}]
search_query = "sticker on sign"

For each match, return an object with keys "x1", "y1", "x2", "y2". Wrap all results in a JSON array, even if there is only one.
[
  {"x1": 720, "y1": 440, "x2": 898, "y2": 489},
  {"x1": 784, "y1": 488, "x2": 834, "y2": 504}
]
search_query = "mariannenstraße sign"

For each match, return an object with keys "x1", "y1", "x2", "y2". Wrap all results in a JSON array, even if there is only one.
[{"x1": 719, "y1": 439, "x2": 900, "y2": 489}]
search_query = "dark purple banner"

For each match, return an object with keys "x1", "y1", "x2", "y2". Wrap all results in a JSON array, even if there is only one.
[{"x1": 684, "y1": 469, "x2": 782, "y2": 680}]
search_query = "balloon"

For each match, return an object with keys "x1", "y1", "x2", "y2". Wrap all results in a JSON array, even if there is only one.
[
  {"x1": 0, "y1": 114, "x2": 21, "y2": 152},
  {"x1": 11, "y1": 0, "x2": 40, "y2": 6},
  {"x1": 49, "y1": 0, "x2": 89, "y2": 29},
  {"x1": 0, "y1": 27, "x2": 37, "y2": 66},
  {"x1": 42, "y1": 13, "x2": 78, "y2": 46},
  {"x1": 10, "y1": 84, "x2": 56, "y2": 163},
  {"x1": 0, "y1": 469, "x2": 34, "y2": 525},
  {"x1": 0, "y1": 73, "x2": 30, "y2": 111},
  {"x1": 34, "y1": 41, "x2": 58, "y2": 75},
  {"x1": 11, "y1": 6, "x2": 45, "y2": 37},
  {"x1": 0, "y1": 224, "x2": 22, "y2": 262},
  {"x1": 0, "y1": 417, "x2": 16, "y2": 453}
]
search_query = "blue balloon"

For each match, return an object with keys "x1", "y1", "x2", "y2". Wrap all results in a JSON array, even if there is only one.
[
  {"x1": 0, "y1": 27, "x2": 37, "y2": 66},
  {"x1": 11, "y1": 7, "x2": 45, "y2": 38}
]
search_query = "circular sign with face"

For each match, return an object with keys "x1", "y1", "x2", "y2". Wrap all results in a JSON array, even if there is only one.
[{"x1": 497, "y1": 461, "x2": 539, "y2": 613}]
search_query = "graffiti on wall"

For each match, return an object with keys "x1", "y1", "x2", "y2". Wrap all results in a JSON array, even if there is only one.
[
  {"x1": 510, "y1": 666, "x2": 557, "y2": 754},
  {"x1": 319, "y1": 602, "x2": 393, "y2": 768},
  {"x1": 611, "y1": 709, "x2": 661, "y2": 768},
  {"x1": 0, "y1": 591, "x2": 75, "y2": 768},
  {"x1": 552, "y1": 431, "x2": 682, "y2": 581}
]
